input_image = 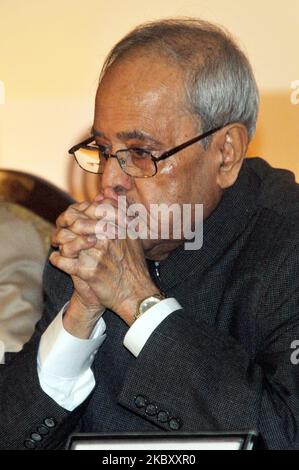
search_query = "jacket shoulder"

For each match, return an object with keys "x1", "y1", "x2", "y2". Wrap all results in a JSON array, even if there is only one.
[{"x1": 247, "y1": 157, "x2": 299, "y2": 217}]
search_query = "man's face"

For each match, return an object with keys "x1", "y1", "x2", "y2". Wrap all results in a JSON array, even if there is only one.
[{"x1": 93, "y1": 53, "x2": 222, "y2": 260}]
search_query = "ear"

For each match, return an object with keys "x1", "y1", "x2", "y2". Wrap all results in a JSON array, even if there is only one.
[{"x1": 215, "y1": 124, "x2": 249, "y2": 189}]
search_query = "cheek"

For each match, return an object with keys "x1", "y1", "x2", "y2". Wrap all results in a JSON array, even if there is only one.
[
  {"x1": 160, "y1": 158, "x2": 200, "y2": 203},
  {"x1": 134, "y1": 171, "x2": 181, "y2": 209},
  {"x1": 159, "y1": 159, "x2": 176, "y2": 177},
  {"x1": 134, "y1": 155, "x2": 207, "y2": 208},
  {"x1": 156, "y1": 161, "x2": 184, "y2": 202}
]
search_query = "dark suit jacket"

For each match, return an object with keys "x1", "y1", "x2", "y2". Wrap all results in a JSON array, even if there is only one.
[{"x1": 1, "y1": 157, "x2": 299, "y2": 450}]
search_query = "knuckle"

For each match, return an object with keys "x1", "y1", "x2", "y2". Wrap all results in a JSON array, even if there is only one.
[
  {"x1": 77, "y1": 265, "x2": 91, "y2": 280},
  {"x1": 51, "y1": 233, "x2": 59, "y2": 246},
  {"x1": 70, "y1": 239, "x2": 84, "y2": 256},
  {"x1": 74, "y1": 201, "x2": 88, "y2": 211},
  {"x1": 55, "y1": 214, "x2": 63, "y2": 228},
  {"x1": 72, "y1": 219, "x2": 83, "y2": 233},
  {"x1": 52, "y1": 229, "x2": 63, "y2": 244},
  {"x1": 51, "y1": 252, "x2": 62, "y2": 268},
  {"x1": 58, "y1": 244, "x2": 65, "y2": 256},
  {"x1": 66, "y1": 239, "x2": 83, "y2": 258},
  {"x1": 70, "y1": 202, "x2": 80, "y2": 211},
  {"x1": 59, "y1": 204, "x2": 82, "y2": 224},
  {"x1": 79, "y1": 236, "x2": 91, "y2": 250},
  {"x1": 60, "y1": 244, "x2": 71, "y2": 258}
]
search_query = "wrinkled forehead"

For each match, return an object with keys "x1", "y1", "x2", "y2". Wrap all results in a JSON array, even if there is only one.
[
  {"x1": 93, "y1": 56, "x2": 193, "y2": 143},
  {"x1": 99, "y1": 50, "x2": 183, "y2": 95}
]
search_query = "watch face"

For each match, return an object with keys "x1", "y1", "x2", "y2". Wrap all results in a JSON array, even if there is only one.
[
  {"x1": 139, "y1": 296, "x2": 163, "y2": 315},
  {"x1": 135, "y1": 294, "x2": 165, "y2": 321}
]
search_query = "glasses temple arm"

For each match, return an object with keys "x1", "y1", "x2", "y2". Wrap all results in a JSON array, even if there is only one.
[
  {"x1": 157, "y1": 126, "x2": 224, "y2": 161},
  {"x1": 68, "y1": 136, "x2": 95, "y2": 154}
]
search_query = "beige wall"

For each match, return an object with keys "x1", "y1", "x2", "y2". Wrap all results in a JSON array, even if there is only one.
[{"x1": 0, "y1": 0, "x2": 298, "y2": 197}]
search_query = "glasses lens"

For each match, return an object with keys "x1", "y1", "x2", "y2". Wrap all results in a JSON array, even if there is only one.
[
  {"x1": 118, "y1": 150, "x2": 156, "y2": 177},
  {"x1": 74, "y1": 145, "x2": 157, "y2": 177},
  {"x1": 74, "y1": 146, "x2": 104, "y2": 174}
]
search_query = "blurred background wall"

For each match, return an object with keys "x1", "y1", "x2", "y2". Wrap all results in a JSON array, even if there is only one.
[{"x1": 0, "y1": 0, "x2": 298, "y2": 200}]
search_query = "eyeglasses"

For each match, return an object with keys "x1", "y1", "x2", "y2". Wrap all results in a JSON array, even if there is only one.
[{"x1": 68, "y1": 125, "x2": 224, "y2": 178}]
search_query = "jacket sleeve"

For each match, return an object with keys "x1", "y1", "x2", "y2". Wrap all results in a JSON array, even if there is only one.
[
  {"x1": 117, "y1": 245, "x2": 299, "y2": 450},
  {"x1": 0, "y1": 261, "x2": 88, "y2": 450}
]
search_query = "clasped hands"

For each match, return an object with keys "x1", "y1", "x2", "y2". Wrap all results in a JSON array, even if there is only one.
[{"x1": 49, "y1": 195, "x2": 160, "y2": 337}]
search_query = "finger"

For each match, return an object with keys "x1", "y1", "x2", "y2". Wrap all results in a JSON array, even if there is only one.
[
  {"x1": 84, "y1": 200, "x2": 118, "y2": 220},
  {"x1": 94, "y1": 219, "x2": 125, "y2": 240},
  {"x1": 71, "y1": 201, "x2": 91, "y2": 212},
  {"x1": 75, "y1": 245, "x2": 109, "y2": 281},
  {"x1": 86, "y1": 193, "x2": 129, "y2": 218},
  {"x1": 51, "y1": 228, "x2": 77, "y2": 247},
  {"x1": 59, "y1": 235, "x2": 97, "y2": 258},
  {"x1": 70, "y1": 217, "x2": 99, "y2": 236},
  {"x1": 49, "y1": 251, "x2": 79, "y2": 275},
  {"x1": 93, "y1": 200, "x2": 129, "y2": 230},
  {"x1": 56, "y1": 203, "x2": 90, "y2": 229}
]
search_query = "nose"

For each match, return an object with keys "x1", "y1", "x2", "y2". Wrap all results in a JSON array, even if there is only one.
[{"x1": 100, "y1": 155, "x2": 134, "y2": 200}]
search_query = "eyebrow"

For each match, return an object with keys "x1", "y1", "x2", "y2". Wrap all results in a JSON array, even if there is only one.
[{"x1": 91, "y1": 127, "x2": 163, "y2": 147}]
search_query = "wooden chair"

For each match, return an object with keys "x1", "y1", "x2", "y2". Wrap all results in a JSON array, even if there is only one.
[{"x1": 0, "y1": 169, "x2": 74, "y2": 224}]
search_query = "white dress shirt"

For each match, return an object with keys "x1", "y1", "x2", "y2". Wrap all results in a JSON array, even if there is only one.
[{"x1": 37, "y1": 298, "x2": 182, "y2": 411}]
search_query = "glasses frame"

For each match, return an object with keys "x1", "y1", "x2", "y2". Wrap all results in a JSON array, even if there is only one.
[{"x1": 68, "y1": 125, "x2": 224, "y2": 178}]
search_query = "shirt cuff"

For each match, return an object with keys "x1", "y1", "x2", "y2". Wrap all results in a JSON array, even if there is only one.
[
  {"x1": 38, "y1": 304, "x2": 106, "y2": 378},
  {"x1": 37, "y1": 303, "x2": 107, "y2": 411},
  {"x1": 123, "y1": 298, "x2": 182, "y2": 357}
]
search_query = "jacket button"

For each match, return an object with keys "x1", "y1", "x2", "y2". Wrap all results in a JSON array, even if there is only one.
[
  {"x1": 24, "y1": 439, "x2": 36, "y2": 449},
  {"x1": 169, "y1": 418, "x2": 182, "y2": 430},
  {"x1": 145, "y1": 404, "x2": 158, "y2": 416},
  {"x1": 37, "y1": 425, "x2": 49, "y2": 435},
  {"x1": 31, "y1": 432, "x2": 42, "y2": 442},
  {"x1": 44, "y1": 418, "x2": 56, "y2": 428},
  {"x1": 157, "y1": 410, "x2": 169, "y2": 423},
  {"x1": 134, "y1": 395, "x2": 147, "y2": 409}
]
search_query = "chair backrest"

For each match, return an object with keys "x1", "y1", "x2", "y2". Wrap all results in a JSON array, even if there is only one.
[{"x1": 0, "y1": 169, "x2": 75, "y2": 224}]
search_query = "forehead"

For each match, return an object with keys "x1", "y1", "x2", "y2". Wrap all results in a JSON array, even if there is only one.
[{"x1": 94, "y1": 54, "x2": 188, "y2": 139}]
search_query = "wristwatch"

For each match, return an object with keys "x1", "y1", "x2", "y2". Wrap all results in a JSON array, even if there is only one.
[{"x1": 134, "y1": 293, "x2": 166, "y2": 322}]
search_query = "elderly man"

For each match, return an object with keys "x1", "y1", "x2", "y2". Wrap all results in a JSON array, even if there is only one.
[{"x1": 1, "y1": 18, "x2": 299, "y2": 450}]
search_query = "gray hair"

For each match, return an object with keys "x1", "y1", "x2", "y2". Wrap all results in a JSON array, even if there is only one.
[{"x1": 99, "y1": 18, "x2": 259, "y2": 142}]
